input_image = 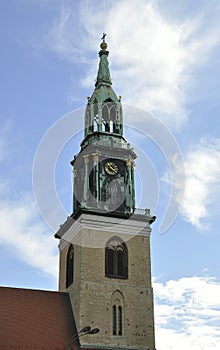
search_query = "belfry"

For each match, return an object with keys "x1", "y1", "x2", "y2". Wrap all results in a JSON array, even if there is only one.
[{"x1": 55, "y1": 35, "x2": 156, "y2": 350}]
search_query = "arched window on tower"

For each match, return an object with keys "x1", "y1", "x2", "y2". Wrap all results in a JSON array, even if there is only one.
[
  {"x1": 102, "y1": 101, "x2": 118, "y2": 133},
  {"x1": 111, "y1": 290, "x2": 124, "y2": 337},
  {"x1": 66, "y1": 244, "x2": 74, "y2": 288},
  {"x1": 105, "y1": 237, "x2": 128, "y2": 279}
]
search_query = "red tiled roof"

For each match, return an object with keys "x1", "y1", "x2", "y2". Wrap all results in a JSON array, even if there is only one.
[{"x1": 0, "y1": 286, "x2": 79, "y2": 350}]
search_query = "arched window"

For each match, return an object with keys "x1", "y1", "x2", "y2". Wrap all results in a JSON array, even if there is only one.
[
  {"x1": 111, "y1": 290, "x2": 124, "y2": 337},
  {"x1": 66, "y1": 244, "x2": 74, "y2": 288},
  {"x1": 105, "y1": 237, "x2": 128, "y2": 279},
  {"x1": 102, "y1": 101, "x2": 118, "y2": 133}
]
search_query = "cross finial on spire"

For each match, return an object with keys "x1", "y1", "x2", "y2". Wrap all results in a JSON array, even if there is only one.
[
  {"x1": 100, "y1": 33, "x2": 108, "y2": 50},
  {"x1": 101, "y1": 33, "x2": 107, "y2": 42}
]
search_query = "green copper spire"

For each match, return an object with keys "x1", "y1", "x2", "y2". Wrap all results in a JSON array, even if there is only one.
[
  {"x1": 83, "y1": 34, "x2": 123, "y2": 140},
  {"x1": 95, "y1": 33, "x2": 112, "y2": 88}
]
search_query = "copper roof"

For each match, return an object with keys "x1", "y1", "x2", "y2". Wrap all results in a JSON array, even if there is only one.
[{"x1": 0, "y1": 286, "x2": 79, "y2": 350}]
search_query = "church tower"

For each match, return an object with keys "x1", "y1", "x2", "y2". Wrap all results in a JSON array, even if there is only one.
[{"x1": 55, "y1": 36, "x2": 156, "y2": 350}]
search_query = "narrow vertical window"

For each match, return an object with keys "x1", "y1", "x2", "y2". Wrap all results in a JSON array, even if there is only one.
[
  {"x1": 94, "y1": 102, "x2": 98, "y2": 131},
  {"x1": 117, "y1": 249, "x2": 124, "y2": 277},
  {"x1": 118, "y1": 306, "x2": 122, "y2": 336},
  {"x1": 66, "y1": 245, "x2": 74, "y2": 288},
  {"x1": 107, "y1": 249, "x2": 114, "y2": 276},
  {"x1": 111, "y1": 290, "x2": 124, "y2": 337},
  {"x1": 110, "y1": 120, "x2": 113, "y2": 132},
  {"x1": 112, "y1": 305, "x2": 116, "y2": 336}
]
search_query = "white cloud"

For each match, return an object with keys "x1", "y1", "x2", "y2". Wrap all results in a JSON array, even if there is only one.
[
  {"x1": 154, "y1": 276, "x2": 220, "y2": 350},
  {"x1": 45, "y1": 0, "x2": 220, "y2": 129},
  {"x1": 0, "y1": 192, "x2": 58, "y2": 278},
  {"x1": 44, "y1": 2, "x2": 86, "y2": 64},
  {"x1": 166, "y1": 138, "x2": 220, "y2": 230},
  {"x1": 0, "y1": 122, "x2": 58, "y2": 278}
]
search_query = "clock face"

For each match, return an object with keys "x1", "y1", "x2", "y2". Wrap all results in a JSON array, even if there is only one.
[{"x1": 104, "y1": 161, "x2": 118, "y2": 175}]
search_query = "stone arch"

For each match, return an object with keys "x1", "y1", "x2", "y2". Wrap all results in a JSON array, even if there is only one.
[{"x1": 111, "y1": 290, "x2": 125, "y2": 336}]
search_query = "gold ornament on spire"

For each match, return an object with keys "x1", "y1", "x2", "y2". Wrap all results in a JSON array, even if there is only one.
[{"x1": 100, "y1": 33, "x2": 107, "y2": 50}]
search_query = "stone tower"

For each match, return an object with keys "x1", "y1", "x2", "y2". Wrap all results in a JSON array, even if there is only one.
[{"x1": 55, "y1": 36, "x2": 156, "y2": 350}]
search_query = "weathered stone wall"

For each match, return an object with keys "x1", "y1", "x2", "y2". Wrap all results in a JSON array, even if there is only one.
[{"x1": 58, "y1": 218, "x2": 155, "y2": 350}]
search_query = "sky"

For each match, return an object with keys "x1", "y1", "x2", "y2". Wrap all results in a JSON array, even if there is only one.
[{"x1": 0, "y1": 0, "x2": 220, "y2": 349}]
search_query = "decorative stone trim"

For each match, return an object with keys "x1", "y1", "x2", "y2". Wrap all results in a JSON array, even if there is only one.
[
  {"x1": 80, "y1": 344, "x2": 155, "y2": 350},
  {"x1": 58, "y1": 213, "x2": 151, "y2": 250}
]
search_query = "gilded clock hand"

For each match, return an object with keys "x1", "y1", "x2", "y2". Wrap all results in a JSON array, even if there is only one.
[{"x1": 109, "y1": 164, "x2": 116, "y2": 172}]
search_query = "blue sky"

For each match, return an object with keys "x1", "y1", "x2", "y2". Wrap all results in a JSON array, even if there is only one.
[{"x1": 0, "y1": 1, "x2": 220, "y2": 349}]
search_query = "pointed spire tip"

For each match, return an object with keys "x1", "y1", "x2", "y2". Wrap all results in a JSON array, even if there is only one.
[{"x1": 95, "y1": 33, "x2": 111, "y2": 87}]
